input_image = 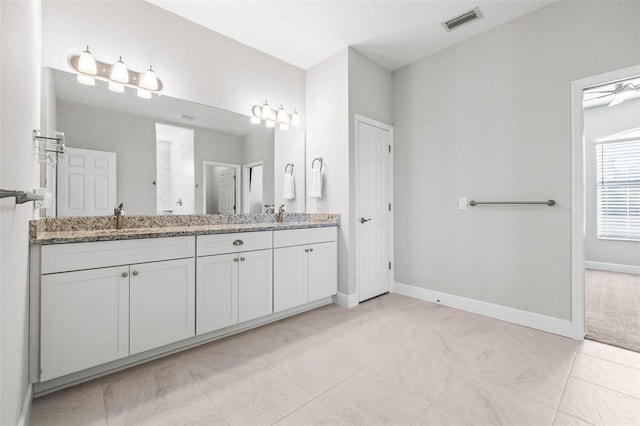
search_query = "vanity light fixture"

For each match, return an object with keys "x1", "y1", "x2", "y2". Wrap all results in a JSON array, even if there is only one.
[
  {"x1": 250, "y1": 100, "x2": 300, "y2": 131},
  {"x1": 69, "y1": 47, "x2": 163, "y2": 99}
]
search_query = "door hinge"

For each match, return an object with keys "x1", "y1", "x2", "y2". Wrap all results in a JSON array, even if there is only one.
[
  {"x1": 388, "y1": 203, "x2": 391, "y2": 211},
  {"x1": 388, "y1": 145, "x2": 391, "y2": 153},
  {"x1": 389, "y1": 261, "x2": 392, "y2": 270}
]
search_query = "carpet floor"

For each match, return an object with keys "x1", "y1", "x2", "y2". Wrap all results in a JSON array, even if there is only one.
[{"x1": 585, "y1": 269, "x2": 640, "y2": 353}]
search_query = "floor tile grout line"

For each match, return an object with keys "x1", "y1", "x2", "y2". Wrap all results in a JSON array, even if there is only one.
[
  {"x1": 567, "y1": 372, "x2": 640, "y2": 401},
  {"x1": 576, "y1": 345, "x2": 640, "y2": 370}
]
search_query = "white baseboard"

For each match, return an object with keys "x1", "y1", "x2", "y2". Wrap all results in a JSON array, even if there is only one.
[
  {"x1": 585, "y1": 261, "x2": 640, "y2": 275},
  {"x1": 18, "y1": 383, "x2": 32, "y2": 426},
  {"x1": 332, "y1": 292, "x2": 359, "y2": 308},
  {"x1": 393, "y1": 282, "x2": 573, "y2": 338}
]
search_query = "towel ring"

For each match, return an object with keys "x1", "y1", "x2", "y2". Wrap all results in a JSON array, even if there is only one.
[
  {"x1": 285, "y1": 163, "x2": 294, "y2": 174},
  {"x1": 312, "y1": 157, "x2": 323, "y2": 170}
]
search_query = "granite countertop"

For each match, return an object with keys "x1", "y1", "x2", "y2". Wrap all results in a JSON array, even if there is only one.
[{"x1": 30, "y1": 213, "x2": 339, "y2": 245}]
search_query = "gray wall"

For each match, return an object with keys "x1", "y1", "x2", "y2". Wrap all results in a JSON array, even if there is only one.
[
  {"x1": 392, "y1": 0, "x2": 640, "y2": 320},
  {"x1": 57, "y1": 100, "x2": 244, "y2": 215},
  {"x1": 0, "y1": 1, "x2": 41, "y2": 423},
  {"x1": 584, "y1": 99, "x2": 640, "y2": 267},
  {"x1": 242, "y1": 128, "x2": 275, "y2": 209}
]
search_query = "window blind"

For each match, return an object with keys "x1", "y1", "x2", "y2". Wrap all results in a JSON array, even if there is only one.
[{"x1": 596, "y1": 140, "x2": 640, "y2": 241}]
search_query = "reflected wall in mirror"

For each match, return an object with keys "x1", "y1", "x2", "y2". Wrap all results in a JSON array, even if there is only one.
[{"x1": 42, "y1": 68, "x2": 306, "y2": 216}]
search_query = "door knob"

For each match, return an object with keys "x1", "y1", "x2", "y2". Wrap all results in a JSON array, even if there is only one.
[
  {"x1": 121, "y1": 272, "x2": 128, "y2": 278},
  {"x1": 234, "y1": 258, "x2": 239, "y2": 262},
  {"x1": 360, "y1": 217, "x2": 372, "y2": 224},
  {"x1": 132, "y1": 271, "x2": 139, "y2": 276},
  {"x1": 240, "y1": 257, "x2": 245, "y2": 262}
]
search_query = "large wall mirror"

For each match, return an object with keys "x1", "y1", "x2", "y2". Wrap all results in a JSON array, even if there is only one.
[{"x1": 41, "y1": 68, "x2": 306, "y2": 217}]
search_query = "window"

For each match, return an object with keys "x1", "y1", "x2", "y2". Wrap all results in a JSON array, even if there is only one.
[{"x1": 596, "y1": 140, "x2": 640, "y2": 241}]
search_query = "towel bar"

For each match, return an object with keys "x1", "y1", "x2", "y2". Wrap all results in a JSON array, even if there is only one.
[
  {"x1": 469, "y1": 200, "x2": 556, "y2": 206},
  {"x1": 312, "y1": 157, "x2": 323, "y2": 170}
]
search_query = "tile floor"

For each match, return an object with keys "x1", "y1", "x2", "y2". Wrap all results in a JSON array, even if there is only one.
[{"x1": 30, "y1": 293, "x2": 640, "y2": 426}]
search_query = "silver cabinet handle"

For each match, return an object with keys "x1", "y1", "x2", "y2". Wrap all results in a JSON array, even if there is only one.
[
  {"x1": 122, "y1": 272, "x2": 128, "y2": 278},
  {"x1": 360, "y1": 217, "x2": 372, "y2": 224},
  {"x1": 240, "y1": 257, "x2": 245, "y2": 262},
  {"x1": 309, "y1": 248, "x2": 314, "y2": 252},
  {"x1": 233, "y1": 240, "x2": 244, "y2": 246},
  {"x1": 234, "y1": 258, "x2": 239, "y2": 262},
  {"x1": 132, "y1": 271, "x2": 139, "y2": 276},
  {"x1": 305, "y1": 248, "x2": 309, "y2": 252}
]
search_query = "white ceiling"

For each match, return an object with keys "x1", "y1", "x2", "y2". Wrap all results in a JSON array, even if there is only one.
[{"x1": 147, "y1": 0, "x2": 554, "y2": 71}]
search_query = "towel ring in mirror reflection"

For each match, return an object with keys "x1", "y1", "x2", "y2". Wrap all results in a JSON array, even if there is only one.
[
  {"x1": 285, "y1": 163, "x2": 294, "y2": 174},
  {"x1": 312, "y1": 157, "x2": 323, "y2": 170}
]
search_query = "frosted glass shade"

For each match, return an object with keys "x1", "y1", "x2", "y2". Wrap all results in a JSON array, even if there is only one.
[
  {"x1": 141, "y1": 66, "x2": 158, "y2": 91},
  {"x1": 110, "y1": 57, "x2": 129, "y2": 83},
  {"x1": 78, "y1": 47, "x2": 97, "y2": 75}
]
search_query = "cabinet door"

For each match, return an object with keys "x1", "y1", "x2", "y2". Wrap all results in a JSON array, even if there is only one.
[
  {"x1": 238, "y1": 249, "x2": 273, "y2": 322},
  {"x1": 196, "y1": 253, "x2": 239, "y2": 335},
  {"x1": 308, "y1": 241, "x2": 338, "y2": 301},
  {"x1": 130, "y1": 258, "x2": 195, "y2": 354},
  {"x1": 273, "y1": 245, "x2": 307, "y2": 313},
  {"x1": 41, "y1": 266, "x2": 129, "y2": 381}
]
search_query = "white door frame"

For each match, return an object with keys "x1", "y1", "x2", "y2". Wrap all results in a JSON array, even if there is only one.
[
  {"x1": 242, "y1": 160, "x2": 264, "y2": 214},
  {"x1": 570, "y1": 64, "x2": 640, "y2": 340},
  {"x1": 354, "y1": 114, "x2": 394, "y2": 303},
  {"x1": 201, "y1": 161, "x2": 241, "y2": 214}
]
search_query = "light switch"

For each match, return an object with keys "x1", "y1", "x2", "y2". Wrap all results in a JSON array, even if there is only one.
[{"x1": 458, "y1": 197, "x2": 468, "y2": 210}]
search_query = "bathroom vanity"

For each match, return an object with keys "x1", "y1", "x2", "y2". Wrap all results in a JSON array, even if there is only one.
[{"x1": 29, "y1": 214, "x2": 338, "y2": 395}]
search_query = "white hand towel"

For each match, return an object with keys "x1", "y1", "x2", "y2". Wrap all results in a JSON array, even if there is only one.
[
  {"x1": 283, "y1": 172, "x2": 295, "y2": 200},
  {"x1": 309, "y1": 168, "x2": 322, "y2": 198}
]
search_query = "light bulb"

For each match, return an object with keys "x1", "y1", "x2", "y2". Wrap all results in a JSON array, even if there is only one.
[
  {"x1": 250, "y1": 116, "x2": 261, "y2": 124},
  {"x1": 78, "y1": 46, "x2": 97, "y2": 75},
  {"x1": 279, "y1": 123, "x2": 289, "y2": 131},
  {"x1": 108, "y1": 81, "x2": 125, "y2": 93},
  {"x1": 261, "y1": 100, "x2": 271, "y2": 119},
  {"x1": 277, "y1": 105, "x2": 288, "y2": 123},
  {"x1": 291, "y1": 109, "x2": 300, "y2": 126},
  {"x1": 110, "y1": 56, "x2": 129, "y2": 83},
  {"x1": 77, "y1": 74, "x2": 95, "y2": 86},
  {"x1": 137, "y1": 89, "x2": 152, "y2": 99},
  {"x1": 265, "y1": 120, "x2": 275, "y2": 128},
  {"x1": 141, "y1": 66, "x2": 158, "y2": 91}
]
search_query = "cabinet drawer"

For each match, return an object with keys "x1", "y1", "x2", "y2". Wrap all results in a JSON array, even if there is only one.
[
  {"x1": 273, "y1": 227, "x2": 337, "y2": 248},
  {"x1": 197, "y1": 231, "x2": 272, "y2": 256},
  {"x1": 41, "y1": 236, "x2": 195, "y2": 274}
]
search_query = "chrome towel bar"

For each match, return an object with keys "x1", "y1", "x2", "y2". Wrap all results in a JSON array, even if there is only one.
[{"x1": 469, "y1": 200, "x2": 556, "y2": 206}]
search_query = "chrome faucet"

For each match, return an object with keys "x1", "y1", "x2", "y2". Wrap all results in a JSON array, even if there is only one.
[
  {"x1": 276, "y1": 204, "x2": 286, "y2": 223},
  {"x1": 114, "y1": 202, "x2": 125, "y2": 229}
]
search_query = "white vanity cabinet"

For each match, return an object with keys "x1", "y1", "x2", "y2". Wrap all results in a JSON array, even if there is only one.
[
  {"x1": 196, "y1": 231, "x2": 273, "y2": 335},
  {"x1": 37, "y1": 236, "x2": 195, "y2": 381},
  {"x1": 40, "y1": 265, "x2": 130, "y2": 381},
  {"x1": 273, "y1": 227, "x2": 337, "y2": 312}
]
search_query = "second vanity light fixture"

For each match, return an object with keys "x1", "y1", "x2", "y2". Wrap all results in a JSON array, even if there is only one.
[
  {"x1": 70, "y1": 46, "x2": 163, "y2": 99},
  {"x1": 251, "y1": 100, "x2": 300, "y2": 131}
]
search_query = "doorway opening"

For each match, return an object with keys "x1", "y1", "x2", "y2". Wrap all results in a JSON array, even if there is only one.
[
  {"x1": 243, "y1": 161, "x2": 264, "y2": 214},
  {"x1": 155, "y1": 123, "x2": 195, "y2": 215},
  {"x1": 572, "y1": 67, "x2": 640, "y2": 352},
  {"x1": 202, "y1": 161, "x2": 240, "y2": 214}
]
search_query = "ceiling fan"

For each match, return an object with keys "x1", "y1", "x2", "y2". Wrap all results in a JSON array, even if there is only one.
[{"x1": 587, "y1": 81, "x2": 640, "y2": 107}]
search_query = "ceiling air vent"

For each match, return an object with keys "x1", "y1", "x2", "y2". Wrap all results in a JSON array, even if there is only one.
[
  {"x1": 177, "y1": 113, "x2": 195, "y2": 121},
  {"x1": 442, "y1": 7, "x2": 483, "y2": 32}
]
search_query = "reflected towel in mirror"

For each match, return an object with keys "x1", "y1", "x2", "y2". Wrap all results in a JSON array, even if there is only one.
[{"x1": 283, "y1": 172, "x2": 295, "y2": 200}]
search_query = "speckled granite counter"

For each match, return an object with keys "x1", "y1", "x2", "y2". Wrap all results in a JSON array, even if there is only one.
[{"x1": 30, "y1": 213, "x2": 339, "y2": 245}]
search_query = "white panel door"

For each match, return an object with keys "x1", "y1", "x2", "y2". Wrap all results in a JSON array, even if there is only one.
[
  {"x1": 308, "y1": 241, "x2": 338, "y2": 301},
  {"x1": 238, "y1": 249, "x2": 273, "y2": 322},
  {"x1": 218, "y1": 168, "x2": 236, "y2": 214},
  {"x1": 58, "y1": 147, "x2": 116, "y2": 217},
  {"x1": 273, "y1": 245, "x2": 307, "y2": 312},
  {"x1": 40, "y1": 266, "x2": 129, "y2": 381},
  {"x1": 130, "y1": 258, "x2": 195, "y2": 354},
  {"x1": 196, "y1": 253, "x2": 239, "y2": 335},
  {"x1": 357, "y1": 120, "x2": 391, "y2": 302}
]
